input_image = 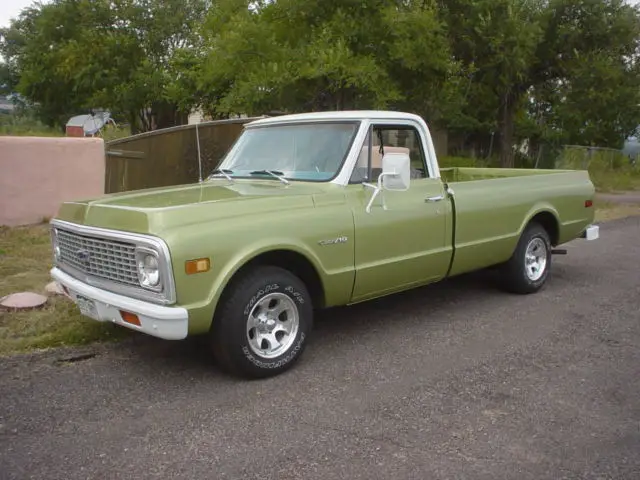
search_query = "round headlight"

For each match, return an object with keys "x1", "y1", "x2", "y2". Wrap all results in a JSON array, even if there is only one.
[{"x1": 138, "y1": 254, "x2": 160, "y2": 288}]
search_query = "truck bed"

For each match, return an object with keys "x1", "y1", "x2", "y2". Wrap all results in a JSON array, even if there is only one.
[
  {"x1": 439, "y1": 166, "x2": 595, "y2": 278},
  {"x1": 440, "y1": 167, "x2": 571, "y2": 183}
]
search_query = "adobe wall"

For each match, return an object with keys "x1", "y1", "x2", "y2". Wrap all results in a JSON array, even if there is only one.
[{"x1": 0, "y1": 136, "x2": 105, "y2": 227}]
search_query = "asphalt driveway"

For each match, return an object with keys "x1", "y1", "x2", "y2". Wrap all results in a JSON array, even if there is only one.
[{"x1": 1, "y1": 216, "x2": 639, "y2": 480}]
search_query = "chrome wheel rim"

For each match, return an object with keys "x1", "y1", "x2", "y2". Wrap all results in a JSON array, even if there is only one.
[
  {"x1": 525, "y1": 237, "x2": 548, "y2": 281},
  {"x1": 246, "y1": 292, "x2": 299, "y2": 359}
]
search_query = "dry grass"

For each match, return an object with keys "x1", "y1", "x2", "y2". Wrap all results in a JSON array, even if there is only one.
[
  {"x1": 594, "y1": 201, "x2": 640, "y2": 222},
  {"x1": 0, "y1": 224, "x2": 130, "y2": 356}
]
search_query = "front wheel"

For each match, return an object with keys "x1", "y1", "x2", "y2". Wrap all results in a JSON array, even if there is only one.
[
  {"x1": 210, "y1": 265, "x2": 313, "y2": 378},
  {"x1": 500, "y1": 222, "x2": 552, "y2": 294}
]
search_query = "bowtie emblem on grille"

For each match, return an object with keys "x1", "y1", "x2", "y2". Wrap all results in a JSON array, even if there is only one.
[{"x1": 76, "y1": 249, "x2": 91, "y2": 266}]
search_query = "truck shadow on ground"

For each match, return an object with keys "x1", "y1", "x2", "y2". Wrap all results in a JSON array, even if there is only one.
[
  {"x1": 315, "y1": 268, "x2": 501, "y2": 332},
  {"x1": 116, "y1": 267, "x2": 512, "y2": 374}
]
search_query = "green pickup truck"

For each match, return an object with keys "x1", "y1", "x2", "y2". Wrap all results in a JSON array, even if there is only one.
[{"x1": 50, "y1": 110, "x2": 599, "y2": 378}]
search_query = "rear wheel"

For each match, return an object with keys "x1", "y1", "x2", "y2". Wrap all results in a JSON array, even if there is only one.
[
  {"x1": 501, "y1": 222, "x2": 552, "y2": 294},
  {"x1": 210, "y1": 265, "x2": 313, "y2": 378}
]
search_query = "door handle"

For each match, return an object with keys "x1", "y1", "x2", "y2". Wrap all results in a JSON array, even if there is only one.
[{"x1": 425, "y1": 195, "x2": 445, "y2": 202}]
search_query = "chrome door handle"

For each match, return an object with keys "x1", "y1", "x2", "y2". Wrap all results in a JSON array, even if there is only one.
[{"x1": 425, "y1": 195, "x2": 444, "y2": 202}]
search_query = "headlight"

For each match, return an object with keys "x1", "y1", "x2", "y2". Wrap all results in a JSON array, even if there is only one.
[{"x1": 136, "y1": 250, "x2": 161, "y2": 289}]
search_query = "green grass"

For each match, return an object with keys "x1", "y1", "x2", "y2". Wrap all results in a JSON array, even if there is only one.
[
  {"x1": 0, "y1": 224, "x2": 131, "y2": 356},
  {"x1": 440, "y1": 156, "x2": 492, "y2": 168},
  {"x1": 590, "y1": 170, "x2": 640, "y2": 192},
  {"x1": 100, "y1": 124, "x2": 132, "y2": 142},
  {"x1": 0, "y1": 122, "x2": 63, "y2": 137},
  {"x1": 551, "y1": 149, "x2": 640, "y2": 192},
  {"x1": 0, "y1": 112, "x2": 131, "y2": 141}
]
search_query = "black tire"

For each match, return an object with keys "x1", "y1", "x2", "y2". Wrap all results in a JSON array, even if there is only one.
[
  {"x1": 500, "y1": 222, "x2": 552, "y2": 294},
  {"x1": 210, "y1": 265, "x2": 313, "y2": 379}
]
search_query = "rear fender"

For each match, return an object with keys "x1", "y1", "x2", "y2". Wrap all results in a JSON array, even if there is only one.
[{"x1": 515, "y1": 203, "x2": 561, "y2": 249}]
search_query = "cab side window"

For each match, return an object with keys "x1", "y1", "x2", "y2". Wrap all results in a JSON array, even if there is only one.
[{"x1": 349, "y1": 125, "x2": 428, "y2": 184}]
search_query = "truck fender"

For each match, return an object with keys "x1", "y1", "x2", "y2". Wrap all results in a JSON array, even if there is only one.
[
  {"x1": 205, "y1": 239, "x2": 327, "y2": 324},
  {"x1": 517, "y1": 204, "x2": 561, "y2": 247}
]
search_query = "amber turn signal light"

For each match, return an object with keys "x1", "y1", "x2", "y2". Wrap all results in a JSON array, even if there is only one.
[
  {"x1": 185, "y1": 258, "x2": 211, "y2": 275},
  {"x1": 120, "y1": 311, "x2": 141, "y2": 327}
]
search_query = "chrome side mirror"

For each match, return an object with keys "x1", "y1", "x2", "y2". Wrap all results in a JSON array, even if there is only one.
[
  {"x1": 364, "y1": 152, "x2": 411, "y2": 213},
  {"x1": 381, "y1": 152, "x2": 411, "y2": 191}
]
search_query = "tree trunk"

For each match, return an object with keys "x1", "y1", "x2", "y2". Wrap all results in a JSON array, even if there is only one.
[
  {"x1": 153, "y1": 101, "x2": 183, "y2": 130},
  {"x1": 129, "y1": 112, "x2": 142, "y2": 135},
  {"x1": 499, "y1": 93, "x2": 517, "y2": 168}
]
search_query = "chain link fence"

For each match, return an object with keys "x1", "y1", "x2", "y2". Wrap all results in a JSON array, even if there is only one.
[
  {"x1": 550, "y1": 144, "x2": 640, "y2": 192},
  {"x1": 554, "y1": 145, "x2": 632, "y2": 170}
]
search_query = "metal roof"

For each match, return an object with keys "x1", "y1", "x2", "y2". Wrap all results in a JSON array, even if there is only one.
[{"x1": 246, "y1": 110, "x2": 425, "y2": 127}]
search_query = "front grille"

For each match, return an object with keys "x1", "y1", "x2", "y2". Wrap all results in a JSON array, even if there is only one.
[{"x1": 57, "y1": 229, "x2": 139, "y2": 286}]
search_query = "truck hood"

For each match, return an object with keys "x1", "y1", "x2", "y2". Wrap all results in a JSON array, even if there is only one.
[{"x1": 55, "y1": 179, "x2": 335, "y2": 234}]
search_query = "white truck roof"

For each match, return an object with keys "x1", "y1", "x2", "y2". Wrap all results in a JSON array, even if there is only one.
[{"x1": 247, "y1": 110, "x2": 425, "y2": 127}]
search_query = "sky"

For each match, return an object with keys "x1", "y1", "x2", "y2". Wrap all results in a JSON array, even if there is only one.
[
  {"x1": 1, "y1": 0, "x2": 640, "y2": 28},
  {"x1": 0, "y1": 0, "x2": 40, "y2": 29}
]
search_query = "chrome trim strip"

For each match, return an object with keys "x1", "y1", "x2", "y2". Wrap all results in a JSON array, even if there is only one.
[{"x1": 50, "y1": 219, "x2": 177, "y2": 305}]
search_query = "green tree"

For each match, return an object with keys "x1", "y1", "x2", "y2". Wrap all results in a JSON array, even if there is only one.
[
  {"x1": 0, "y1": 62, "x2": 16, "y2": 96},
  {"x1": 528, "y1": 0, "x2": 640, "y2": 149},
  {"x1": 189, "y1": 0, "x2": 457, "y2": 124},
  {"x1": 3, "y1": 0, "x2": 638, "y2": 155},
  {"x1": 0, "y1": 0, "x2": 211, "y2": 132},
  {"x1": 441, "y1": 0, "x2": 640, "y2": 166},
  {"x1": 440, "y1": 0, "x2": 546, "y2": 166}
]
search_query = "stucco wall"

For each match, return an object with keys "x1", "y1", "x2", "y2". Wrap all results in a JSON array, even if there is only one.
[{"x1": 0, "y1": 136, "x2": 105, "y2": 227}]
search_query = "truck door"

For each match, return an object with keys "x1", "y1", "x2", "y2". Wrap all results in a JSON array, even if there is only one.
[{"x1": 347, "y1": 123, "x2": 453, "y2": 302}]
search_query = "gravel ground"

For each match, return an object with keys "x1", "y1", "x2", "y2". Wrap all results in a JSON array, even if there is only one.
[{"x1": 0, "y1": 216, "x2": 639, "y2": 480}]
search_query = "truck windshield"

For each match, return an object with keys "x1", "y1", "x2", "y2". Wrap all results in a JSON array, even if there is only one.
[{"x1": 214, "y1": 121, "x2": 360, "y2": 181}]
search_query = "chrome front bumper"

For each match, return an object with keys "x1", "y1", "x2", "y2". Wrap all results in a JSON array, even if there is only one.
[{"x1": 51, "y1": 267, "x2": 188, "y2": 340}]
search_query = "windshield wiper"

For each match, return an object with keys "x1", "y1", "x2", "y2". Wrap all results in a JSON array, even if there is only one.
[
  {"x1": 249, "y1": 169, "x2": 290, "y2": 185},
  {"x1": 208, "y1": 168, "x2": 235, "y2": 183}
]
